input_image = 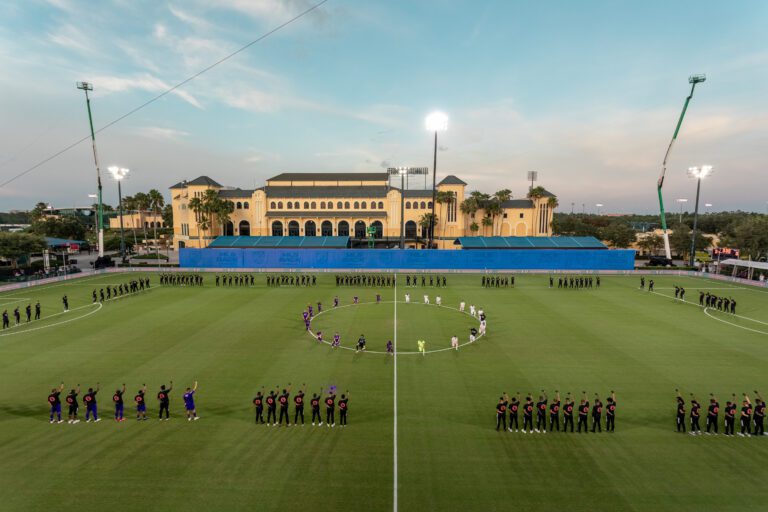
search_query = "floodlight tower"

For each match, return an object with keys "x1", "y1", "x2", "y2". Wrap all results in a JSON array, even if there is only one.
[
  {"x1": 687, "y1": 165, "x2": 713, "y2": 267},
  {"x1": 108, "y1": 166, "x2": 130, "y2": 263},
  {"x1": 425, "y1": 111, "x2": 448, "y2": 249},
  {"x1": 77, "y1": 81, "x2": 105, "y2": 257},
  {"x1": 657, "y1": 74, "x2": 706, "y2": 260},
  {"x1": 388, "y1": 166, "x2": 429, "y2": 249}
]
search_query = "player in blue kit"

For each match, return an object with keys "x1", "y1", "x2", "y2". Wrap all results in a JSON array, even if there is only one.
[
  {"x1": 184, "y1": 381, "x2": 199, "y2": 421},
  {"x1": 113, "y1": 383, "x2": 126, "y2": 422},
  {"x1": 135, "y1": 384, "x2": 148, "y2": 421},
  {"x1": 48, "y1": 382, "x2": 64, "y2": 423},
  {"x1": 83, "y1": 383, "x2": 101, "y2": 422}
]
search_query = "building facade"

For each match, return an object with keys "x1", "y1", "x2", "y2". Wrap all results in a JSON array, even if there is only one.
[{"x1": 170, "y1": 173, "x2": 556, "y2": 249}]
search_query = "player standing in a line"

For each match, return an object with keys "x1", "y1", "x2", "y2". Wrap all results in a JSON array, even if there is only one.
[
  {"x1": 405, "y1": 293, "x2": 410, "y2": 304},
  {"x1": 535, "y1": 391, "x2": 547, "y2": 433},
  {"x1": 507, "y1": 392, "x2": 520, "y2": 432},
  {"x1": 294, "y1": 384, "x2": 306, "y2": 425},
  {"x1": 753, "y1": 391, "x2": 766, "y2": 436},
  {"x1": 277, "y1": 385, "x2": 291, "y2": 426},
  {"x1": 689, "y1": 394, "x2": 701, "y2": 435},
  {"x1": 605, "y1": 391, "x2": 617, "y2": 432},
  {"x1": 469, "y1": 304, "x2": 476, "y2": 317},
  {"x1": 35, "y1": 301, "x2": 41, "y2": 320},
  {"x1": 311, "y1": 389, "x2": 323, "y2": 426},
  {"x1": 113, "y1": 383, "x2": 126, "y2": 422},
  {"x1": 724, "y1": 397, "x2": 736, "y2": 436},
  {"x1": 496, "y1": 396, "x2": 507, "y2": 431},
  {"x1": 253, "y1": 388, "x2": 265, "y2": 424},
  {"x1": 675, "y1": 390, "x2": 686, "y2": 433},
  {"x1": 459, "y1": 301, "x2": 465, "y2": 312},
  {"x1": 739, "y1": 393, "x2": 752, "y2": 437},
  {"x1": 591, "y1": 394, "x2": 602, "y2": 433},
  {"x1": 83, "y1": 384, "x2": 101, "y2": 422},
  {"x1": 563, "y1": 393, "x2": 575, "y2": 433},
  {"x1": 48, "y1": 382, "x2": 64, "y2": 423},
  {"x1": 339, "y1": 391, "x2": 349, "y2": 427},
  {"x1": 549, "y1": 391, "x2": 561, "y2": 432},
  {"x1": 705, "y1": 394, "x2": 719, "y2": 435},
  {"x1": 417, "y1": 339, "x2": 426, "y2": 356},
  {"x1": 135, "y1": 384, "x2": 147, "y2": 421},
  {"x1": 184, "y1": 381, "x2": 199, "y2": 421},
  {"x1": 62, "y1": 295, "x2": 69, "y2": 312},
  {"x1": 266, "y1": 390, "x2": 277, "y2": 425},
  {"x1": 325, "y1": 390, "x2": 336, "y2": 427},
  {"x1": 386, "y1": 340, "x2": 394, "y2": 355},
  {"x1": 522, "y1": 395, "x2": 534, "y2": 433},
  {"x1": 332, "y1": 332, "x2": 340, "y2": 349},
  {"x1": 158, "y1": 381, "x2": 172, "y2": 421},
  {"x1": 66, "y1": 385, "x2": 80, "y2": 424},
  {"x1": 577, "y1": 393, "x2": 589, "y2": 433}
]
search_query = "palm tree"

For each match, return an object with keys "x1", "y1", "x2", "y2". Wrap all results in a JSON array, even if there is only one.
[
  {"x1": 494, "y1": 189, "x2": 512, "y2": 203},
  {"x1": 527, "y1": 186, "x2": 546, "y2": 200},
  {"x1": 148, "y1": 189, "x2": 165, "y2": 255},
  {"x1": 486, "y1": 200, "x2": 502, "y2": 236},
  {"x1": 133, "y1": 192, "x2": 151, "y2": 249},
  {"x1": 215, "y1": 199, "x2": 234, "y2": 238},
  {"x1": 418, "y1": 213, "x2": 437, "y2": 245},
  {"x1": 547, "y1": 196, "x2": 559, "y2": 209},
  {"x1": 435, "y1": 190, "x2": 454, "y2": 243},
  {"x1": 469, "y1": 221, "x2": 479, "y2": 235},
  {"x1": 188, "y1": 197, "x2": 210, "y2": 247},
  {"x1": 460, "y1": 197, "x2": 479, "y2": 233},
  {"x1": 481, "y1": 216, "x2": 493, "y2": 236}
]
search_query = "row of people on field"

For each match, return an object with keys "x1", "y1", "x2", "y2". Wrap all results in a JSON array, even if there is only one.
[
  {"x1": 405, "y1": 274, "x2": 447, "y2": 287},
  {"x1": 253, "y1": 384, "x2": 350, "y2": 427},
  {"x1": 698, "y1": 291, "x2": 738, "y2": 313},
  {"x1": 91, "y1": 278, "x2": 149, "y2": 303},
  {"x1": 2, "y1": 301, "x2": 42, "y2": 328},
  {"x1": 266, "y1": 274, "x2": 317, "y2": 287},
  {"x1": 552, "y1": 275, "x2": 600, "y2": 289},
  {"x1": 496, "y1": 391, "x2": 616, "y2": 433},
  {"x1": 336, "y1": 274, "x2": 397, "y2": 287},
  {"x1": 215, "y1": 274, "x2": 255, "y2": 286},
  {"x1": 482, "y1": 276, "x2": 514, "y2": 287},
  {"x1": 676, "y1": 391, "x2": 765, "y2": 436},
  {"x1": 160, "y1": 273, "x2": 203, "y2": 286}
]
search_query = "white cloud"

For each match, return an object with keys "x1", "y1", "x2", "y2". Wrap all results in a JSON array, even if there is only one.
[
  {"x1": 168, "y1": 5, "x2": 213, "y2": 31},
  {"x1": 47, "y1": 24, "x2": 93, "y2": 54},
  {"x1": 136, "y1": 126, "x2": 190, "y2": 141},
  {"x1": 91, "y1": 73, "x2": 202, "y2": 109},
  {"x1": 154, "y1": 23, "x2": 168, "y2": 40},
  {"x1": 215, "y1": 0, "x2": 326, "y2": 25}
]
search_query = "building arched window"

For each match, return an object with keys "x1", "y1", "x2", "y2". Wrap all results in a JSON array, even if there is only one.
[
  {"x1": 354, "y1": 220, "x2": 366, "y2": 238},
  {"x1": 405, "y1": 202, "x2": 412, "y2": 209},
  {"x1": 361, "y1": 201, "x2": 367, "y2": 209},
  {"x1": 270, "y1": 201, "x2": 276, "y2": 209},
  {"x1": 310, "y1": 201, "x2": 316, "y2": 209},
  {"x1": 271, "y1": 221, "x2": 283, "y2": 236},
  {"x1": 236, "y1": 202, "x2": 242, "y2": 209},
  {"x1": 243, "y1": 202, "x2": 249, "y2": 209},
  {"x1": 427, "y1": 201, "x2": 433, "y2": 209},
  {"x1": 420, "y1": 201, "x2": 427, "y2": 209},
  {"x1": 337, "y1": 201, "x2": 343, "y2": 209},
  {"x1": 344, "y1": 201, "x2": 350, "y2": 209},
  {"x1": 238, "y1": 220, "x2": 250, "y2": 236},
  {"x1": 278, "y1": 201, "x2": 283, "y2": 209},
  {"x1": 224, "y1": 221, "x2": 234, "y2": 236},
  {"x1": 304, "y1": 201, "x2": 310, "y2": 209},
  {"x1": 287, "y1": 202, "x2": 293, "y2": 209},
  {"x1": 305, "y1": 220, "x2": 317, "y2": 236},
  {"x1": 354, "y1": 201, "x2": 360, "y2": 209},
  {"x1": 378, "y1": 201, "x2": 384, "y2": 209},
  {"x1": 321, "y1": 220, "x2": 333, "y2": 236},
  {"x1": 405, "y1": 220, "x2": 417, "y2": 238},
  {"x1": 371, "y1": 220, "x2": 383, "y2": 239},
  {"x1": 288, "y1": 220, "x2": 300, "y2": 236},
  {"x1": 338, "y1": 220, "x2": 349, "y2": 237},
  {"x1": 370, "y1": 202, "x2": 376, "y2": 210},
  {"x1": 320, "y1": 201, "x2": 326, "y2": 209},
  {"x1": 294, "y1": 201, "x2": 300, "y2": 209}
]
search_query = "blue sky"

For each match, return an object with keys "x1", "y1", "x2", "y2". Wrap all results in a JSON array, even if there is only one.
[{"x1": 0, "y1": 0, "x2": 766, "y2": 213}]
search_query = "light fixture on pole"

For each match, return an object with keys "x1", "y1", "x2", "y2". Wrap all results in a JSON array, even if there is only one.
[
  {"x1": 704, "y1": 203, "x2": 712, "y2": 213},
  {"x1": 108, "y1": 166, "x2": 130, "y2": 263},
  {"x1": 527, "y1": 171, "x2": 538, "y2": 192},
  {"x1": 596, "y1": 203, "x2": 604, "y2": 215},
  {"x1": 77, "y1": 81, "x2": 106, "y2": 258},
  {"x1": 676, "y1": 198, "x2": 688, "y2": 224},
  {"x1": 687, "y1": 165, "x2": 713, "y2": 267},
  {"x1": 388, "y1": 167, "x2": 429, "y2": 249},
  {"x1": 425, "y1": 111, "x2": 448, "y2": 249},
  {"x1": 656, "y1": 74, "x2": 707, "y2": 261}
]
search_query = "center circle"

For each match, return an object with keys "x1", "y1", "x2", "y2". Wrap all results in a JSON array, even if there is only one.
[{"x1": 306, "y1": 300, "x2": 484, "y2": 355}]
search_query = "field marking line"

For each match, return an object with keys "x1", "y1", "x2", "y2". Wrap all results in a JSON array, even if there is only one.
[
  {"x1": 306, "y1": 300, "x2": 484, "y2": 354},
  {"x1": 0, "y1": 297, "x2": 31, "y2": 305},
  {"x1": 645, "y1": 289, "x2": 768, "y2": 333},
  {"x1": 0, "y1": 273, "x2": 118, "y2": 298},
  {"x1": 393, "y1": 277, "x2": 398, "y2": 512},
  {"x1": 703, "y1": 308, "x2": 768, "y2": 335}
]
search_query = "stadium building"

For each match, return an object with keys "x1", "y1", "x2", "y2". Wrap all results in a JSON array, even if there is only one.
[{"x1": 170, "y1": 173, "x2": 557, "y2": 249}]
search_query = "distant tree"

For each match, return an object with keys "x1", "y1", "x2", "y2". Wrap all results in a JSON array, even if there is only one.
[
  {"x1": 469, "y1": 221, "x2": 479, "y2": 234},
  {"x1": 29, "y1": 217, "x2": 86, "y2": 240},
  {"x1": 481, "y1": 216, "x2": 494, "y2": 236},
  {"x1": 460, "y1": 196, "x2": 480, "y2": 233},
  {"x1": 435, "y1": 190, "x2": 454, "y2": 241},
  {"x1": 527, "y1": 186, "x2": 547, "y2": 199},
  {"x1": 418, "y1": 213, "x2": 437, "y2": 243},
  {"x1": 133, "y1": 192, "x2": 151, "y2": 243},
  {"x1": 637, "y1": 233, "x2": 663, "y2": 255},
  {"x1": 30, "y1": 202, "x2": 49, "y2": 221},
  {"x1": 601, "y1": 222, "x2": 636, "y2": 248},
  {"x1": 162, "y1": 204, "x2": 173, "y2": 231},
  {"x1": 730, "y1": 216, "x2": 768, "y2": 259},
  {"x1": 148, "y1": 189, "x2": 165, "y2": 250},
  {"x1": 0, "y1": 232, "x2": 47, "y2": 267},
  {"x1": 494, "y1": 189, "x2": 512, "y2": 203}
]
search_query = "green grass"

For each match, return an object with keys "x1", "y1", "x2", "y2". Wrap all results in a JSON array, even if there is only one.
[{"x1": 1, "y1": 272, "x2": 768, "y2": 511}]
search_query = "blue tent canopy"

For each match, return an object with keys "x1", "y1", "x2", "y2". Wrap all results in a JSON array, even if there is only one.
[{"x1": 453, "y1": 236, "x2": 606, "y2": 249}]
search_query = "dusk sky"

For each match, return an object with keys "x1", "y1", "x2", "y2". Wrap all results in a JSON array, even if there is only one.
[{"x1": 0, "y1": 0, "x2": 766, "y2": 213}]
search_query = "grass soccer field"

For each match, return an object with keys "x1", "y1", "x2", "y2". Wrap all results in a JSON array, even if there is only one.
[{"x1": 1, "y1": 272, "x2": 768, "y2": 511}]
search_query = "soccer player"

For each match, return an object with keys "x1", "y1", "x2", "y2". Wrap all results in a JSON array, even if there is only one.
[
  {"x1": 435, "y1": 296, "x2": 442, "y2": 306},
  {"x1": 753, "y1": 391, "x2": 766, "y2": 436},
  {"x1": 266, "y1": 390, "x2": 278, "y2": 425},
  {"x1": 294, "y1": 384, "x2": 306, "y2": 425},
  {"x1": 605, "y1": 391, "x2": 617, "y2": 432},
  {"x1": 563, "y1": 393, "x2": 575, "y2": 432},
  {"x1": 705, "y1": 394, "x2": 719, "y2": 434},
  {"x1": 14, "y1": 306, "x2": 20, "y2": 325},
  {"x1": 675, "y1": 390, "x2": 686, "y2": 433},
  {"x1": 506, "y1": 393, "x2": 520, "y2": 432},
  {"x1": 535, "y1": 391, "x2": 547, "y2": 433},
  {"x1": 356, "y1": 334, "x2": 367, "y2": 353},
  {"x1": 1, "y1": 310, "x2": 8, "y2": 329},
  {"x1": 577, "y1": 393, "x2": 589, "y2": 433},
  {"x1": 417, "y1": 339, "x2": 426, "y2": 356},
  {"x1": 62, "y1": 295, "x2": 69, "y2": 312},
  {"x1": 182, "y1": 382, "x2": 199, "y2": 421},
  {"x1": 325, "y1": 390, "x2": 336, "y2": 427},
  {"x1": 549, "y1": 391, "x2": 561, "y2": 432},
  {"x1": 496, "y1": 396, "x2": 508, "y2": 431},
  {"x1": 310, "y1": 389, "x2": 323, "y2": 426},
  {"x1": 48, "y1": 382, "x2": 64, "y2": 423},
  {"x1": 34, "y1": 301, "x2": 41, "y2": 320},
  {"x1": 740, "y1": 393, "x2": 752, "y2": 436},
  {"x1": 469, "y1": 327, "x2": 477, "y2": 343},
  {"x1": 648, "y1": 279, "x2": 654, "y2": 292},
  {"x1": 451, "y1": 335, "x2": 459, "y2": 351},
  {"x1": 278, "y1": 384, "x2": 291, "y2": 426},
  {"x1": 469, "y1": 305, "x2": 476, "y2": 317},
  {"x1": 25, "y1": 303, "x2": 31, "y2": 323},
  {"x1": 689, "y1": 394, "x2": 701, "y2": 435},
  {"x1": 640, "y1": 276, "x2": 645, "y2": 289},
  {"x1": 522, "y1": 395, "x2": 534, "y2": 433},
  {"x1": 135, "y1": 384, "x2": 148, "y2": 421},
  {"x1": 66, "y1": 385, "x2": 80, "y2": 424},
  {"x1": 386, "y1": 340, "x2": 394, "y2": 355},
  {"x1": 332, "y1": 332, "x2": 341, "y2": 349},
  {"x1": 724, "y1": 397, "x2": 736, "y2": 436},
  {"x1": 339, "y1": 391, "x2": 349, "y2": 427},
  {"x1": 113, "y1": 383, "x2": 126, "y2": 422},
  {"x1": 83, "y1": 383, "x2": 100, "y2": 422},
  {"x1": 459, "y1": 301, "x2": 465, "y2": 312},
  {"x1": 158, "y1": 381, "x2": 172, "y2": 421},
  {"x1": 423, "y1": 294, "x2": 429, "y2": 305},
  {"x1": 253, "y1": 388, "x2": 265, "y2": 424},
  {"x1": 405, "y1": 293, "x2": 410, "y2": 304}
]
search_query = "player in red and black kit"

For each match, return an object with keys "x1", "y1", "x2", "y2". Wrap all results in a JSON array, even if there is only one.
[
  {"x1": 311, "y1": 389, "x2": 323, "y2": 426},
  {"x1": 266, "y1": 390, "x2": 277, "y2": 425},
  {"x1": 753, "y1": 391, "x2": 766, "y2": 436},
  {"x1": 535, "y1": 391, "x2": 547, "y2": 433},
  {"x1": 339, "y1": 391, "x2": 349, "y2": 427},
  {"x1": 689, "y1": 394, "x2": 701, "y2": 435},
  {"x1": 577, "y1": 393, "x2": 589, "y2": 433},
  {"x1": 507, "y1": 392, "x2": 520, "y2": 432},
  {"x1": 522, "y1": 395, "x2": 534, "y2": 433},
  {"x1": 605, "y1": 391, "x2": 616, "y2": 432},
  {"x1": 675, "y1": 390, "x2": 686, "y2": 433},
  {"x1": 278, "y1": 384, "x2": 292, "y2": 426},
  {"x1": 325, "y1": 390, "x2": 336, "y2": 427},
  {"x1": 705, "y1": 394, "x2": 719, "y2": 434},
  {"x1": 549, "y1": 391, "x2": 561, "y2": 432},
  {"x1": 591, "y1": 394, "x2": 602, "y2": 433},
  {"x1": 495, "y1": 396, "x2": 507, "y2": 431},
  {"x1": 253, "y1": 388, "x2": 265, "y2": 424},
  {"x1": 724, "y1": 396, "x2": 736, "y2": 436},
  {"x1": 157, "y1": 381, "x2": 172, "y2": 421},
  {"x1": 563, "y1": 393, "x2": 575, "y2": 432},
  {"x1": 294, "y1": 384, "x2": 306, "y2": 425},
  {"x1": 740, "y1": 393, "x2": 752, "y2": 437}
]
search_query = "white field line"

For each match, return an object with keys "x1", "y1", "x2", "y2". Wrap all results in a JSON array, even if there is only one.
[
  {"x1": 703, "y1": 308, "x2": 768, "y2": 335},
  {"x1": 393, "y1": 277, "x2": 398, "y2": 512}
]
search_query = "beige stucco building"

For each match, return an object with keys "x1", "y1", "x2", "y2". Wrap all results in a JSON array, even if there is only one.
[{"x1": 170, "y1": 173, "x2": 556, "y2": 249}]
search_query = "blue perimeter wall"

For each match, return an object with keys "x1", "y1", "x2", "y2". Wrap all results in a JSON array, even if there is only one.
[{"x1": 180, "y1": 248, "x2": 635, "y2": 271}]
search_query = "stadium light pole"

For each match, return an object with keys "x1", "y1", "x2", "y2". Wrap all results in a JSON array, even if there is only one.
[
  {"x1": 388, "y1": 167, "x2": 429, "y2": 249},
  {"x1": 676, "y1": 198, "x2": 688, "y2": 224},
  {"x1": 108, "y1": 166, "x2": 130, "y2": 264},
  {"x1": 425, "y1": 111, "x2": 448, "y2": 249},
  {"x1": 596, "y1": 203, "x2": 603, "y2": 215},
  {"x1": 704, "y1": 203, "x2": 712, "y2": 213},
  {"x1": 657, "y1": 74, "x2": 706, "y2": 261},
  {"x1": 687, "y1": 165, "x2": 712, "y2": 267},
  {"x1": 77, "y1": 81, "x2": 105, "y2": 258}
]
